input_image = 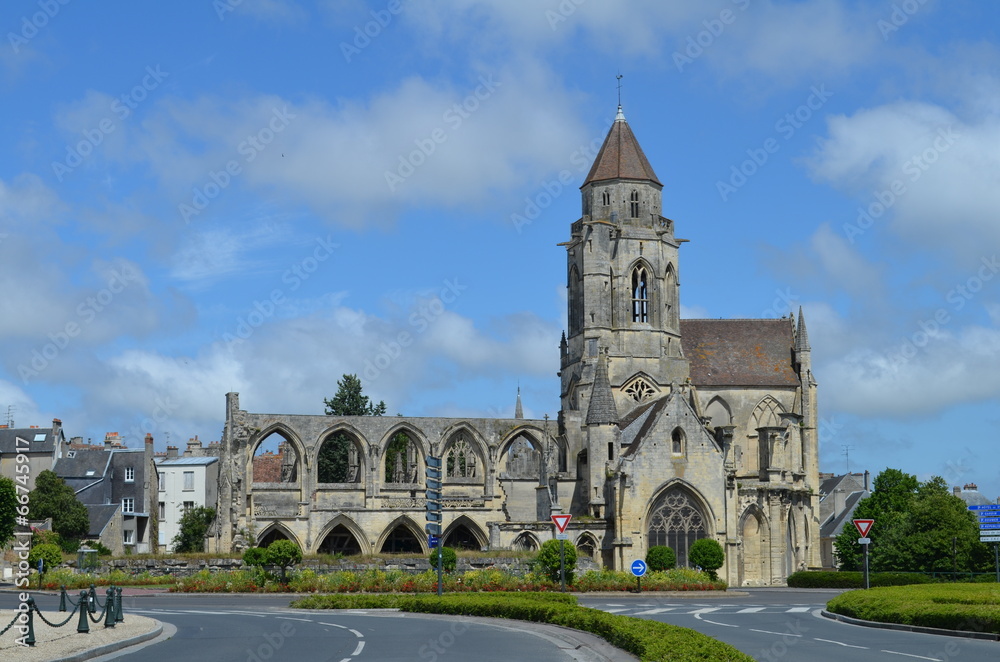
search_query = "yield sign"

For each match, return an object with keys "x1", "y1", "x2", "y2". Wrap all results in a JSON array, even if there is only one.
[
  {"x1": 551, "y1": 514, "x2": 572, "y2": 534},
  {"x1": 853, "y1": 519, "x2": 874, "y2": 537}
]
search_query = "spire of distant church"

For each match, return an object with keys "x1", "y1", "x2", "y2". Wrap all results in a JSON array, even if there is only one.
[
  {"x1": 586, "y1": 349, "x2": 619, "y2": 426},
  {"x1": 582, "y1": 97, "x2": 660, "y2": 187},
  {"x1": 795, "y1": 306, "x2": 811, "y2": 352},
  {"x1": 514, "y1": 386, "x2": 523, "y2": 419}
]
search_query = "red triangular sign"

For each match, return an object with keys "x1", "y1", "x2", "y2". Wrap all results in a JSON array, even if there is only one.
[
  {"x1": 551, "y1": 514, "x2": 572, "y2": 534},
  {"x1": 853, "y1": 519, "x2": 874, "y2": 537}
]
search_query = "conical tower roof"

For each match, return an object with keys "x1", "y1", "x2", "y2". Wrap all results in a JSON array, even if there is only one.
[
  {"x1": 795, "y1": 306, "x2": 811, "y2": 352},
  {"x1": 514, "y1": 387, "x2": 523, "y2": 419},
  {"x1": 582, "y1": 106, "x2": 661, "y2": 188},
  {"x1": 586, "y1": 350, "x2": 619, "y2": 426}
]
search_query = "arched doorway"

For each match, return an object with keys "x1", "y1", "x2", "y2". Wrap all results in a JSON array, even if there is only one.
[
  {"x1": 646, "y1": 485, "x2": 708, "y2": 568},
  {"x1": 317, "y1": 524, "x2": 363, "y2": 556},
  {"x1": 379, "y1": 523, "x2": 422, "y2": 554}
]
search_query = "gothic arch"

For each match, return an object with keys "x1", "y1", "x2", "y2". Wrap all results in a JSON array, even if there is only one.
[
  {"x1": 247, "y1": 424, "x2": 304, "y2": 485},
  {"x1": 750, "y1": 395, "x2": 785, "y2": 430},
  {"x1": 314, "y1": 514, "x2": 370, "y2": 555},
  {"x1": 443, "y1": 516, "x2": 488, "y2": 550},
  {"x1": 316, "y1": 424, "x2": 369, "y2": 484},
  {"x1": 512, "y1": 531, "x2": 539, "y2": 551},
  {"x1": 256, "y1": 522, "x2": 301, "y2": 549},
  {"x1": 622, "y1": 372, "x2": 659, "y2": 403},
  {"x1": 738, "y1": 506, "x2": 769, "y2": 587},
  {"x1": 645, "y1": 481, "x2": 712, "y2": 568},
  {"x1": 704, "y1": 395, "x2": 733, "y2": 427},
  {"x1": 671, "y1": 426, "x2": 686, "y2": 455},
  {"x1": 497, "y1": 427, "x2": 544, "y2": 480},
  {"x1": 628, "y1": 259, "x2": 655, "y2": 325},
  {"x1": 440, "y1": 424, "x2": 488, "y2": 482},
  {"x1": 376, "y1": 515, "x2": 425, "y2": 554},
  {"x1": 378, "y1": 424, "x2": 427, "y2": 486},
  {"x1": 568, "y1": 264, "x2": 583, "y2": 334},
  {"x1": 575, "y1": 532, "x2": 599, "y2": 559},
  {"x1": 664, "y1": 263, "x2": 678, "y2": 327}
]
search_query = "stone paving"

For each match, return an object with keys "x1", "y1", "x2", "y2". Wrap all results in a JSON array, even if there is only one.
[{"x1": 0, "y1": 605, "x2": 159, "y2": 662}]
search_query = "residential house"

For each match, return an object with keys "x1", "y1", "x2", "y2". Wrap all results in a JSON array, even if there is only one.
[
  {"x1": 154, "y1": 437, "x2": 220, "y2": 551},
  {"x1": 0, "y1": 419, "x2": 69, "y2": 491},
  {"x1": 818, "y1": 471, "x2": 870, "y2": 569}
]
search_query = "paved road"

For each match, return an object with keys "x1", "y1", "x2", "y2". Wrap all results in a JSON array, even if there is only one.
[
  {"x1": 578, "y1": 589, "x2": 999, "y2": 661},
  {"x1": 7, "y1": 593, "x2": 626, "y2": 662}
]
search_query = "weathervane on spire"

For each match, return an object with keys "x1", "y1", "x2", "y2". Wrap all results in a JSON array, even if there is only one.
[{"x1": 615, "y1": 73, "x2": 626, "y2": 122}]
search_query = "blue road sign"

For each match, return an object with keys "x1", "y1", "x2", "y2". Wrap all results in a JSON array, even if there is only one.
[
  {"x1": 968, "y1": 505, "x2": 1000, "y2": 511},
  {"x1": 979, "y1": 517, "x2": 1000, "y2": 524},
  {"x1": 979, "y1": 523, "x2": 1000, "y2": 530},
  {"x1": 630, "y1": 559, "x2": 647, "y2": 577},
  {"x1": 428, "y1": 535, "x2": 439, "y2": 548}
]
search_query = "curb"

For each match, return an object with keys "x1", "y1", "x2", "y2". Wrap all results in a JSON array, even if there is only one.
[
  {"x1": 48, "y1": 621, "x2": 164, "y2": 662},
  {"x1": 821, "y1": 610, "x2": 1000, "y2": 641}
]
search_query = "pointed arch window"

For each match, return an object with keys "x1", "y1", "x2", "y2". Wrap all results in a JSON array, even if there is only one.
[
  {"x1": 601, "y1": 190, "x2": 610, "y2": 206},
  {"x1": 671, "y1": 427, "x2": 685, "y2": 455},
  {"x1": 631, "y1": 266, "x2": 649, "y2": 323},
  {"x1": 629, "y1": 190, "x2": 639, "y2": 218},
  {"x1": 647, "y1": 487, "x2": 707, "y2": 568}
]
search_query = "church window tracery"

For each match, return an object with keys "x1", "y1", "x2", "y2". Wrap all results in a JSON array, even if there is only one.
[
  {"x1": 647, "y1": 487, "x2": 708, "y2": 567},
  {"x1": 445, "y1": 435, "x2": 477, "y2": 478},
  {"x1": 623, "y1": 377, "x2": 655, "y2": 402},
  {"x1": 631, "y1": 266, "x2": 649, "y2": 323}
]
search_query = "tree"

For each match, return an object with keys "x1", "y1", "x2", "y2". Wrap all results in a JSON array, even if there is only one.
[
  {"x1": 265, "y1": 539, "x2": 302, "y2": 583},
  {"x1": 172, "y1": 506, "x2": 216, "y2": 553},
  {"x1": 319, "y1": 374, "x2": 386, "y2": 482},
  {"x1": 27, "y1": 470, "x2": 89, "y2": 543},
  {"x1": 0, "y1": 476, "x2": 17, "y2": 548},
  {"x1": 834, "y1": 468, "x2": 919, "y2": 571},
  {"x1": 646, "y1": 545, "x2": 676, "y2": 572},
  {"x1": 535, "y1": 539, "x2": 578, "y2": 584},
  {"x1": 428, "y1": 546, "x2": 457, "y2": 573},
  {"x1": 28, "y1": 543, "x2": 63, "y2": 574},
  {"x1": 242, "y1": 546, "x2": 267, "y2": 568},
  {"x1": 688, "y1": 538, "x2": 725, "y2": 580},
  {"x1": 323, "y1": 374, "x2": 387, "y2": 416}
]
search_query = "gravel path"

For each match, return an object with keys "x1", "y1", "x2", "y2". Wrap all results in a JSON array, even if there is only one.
[{"x1": 0, "y1": 606, "x2": 158, "y2": 662}]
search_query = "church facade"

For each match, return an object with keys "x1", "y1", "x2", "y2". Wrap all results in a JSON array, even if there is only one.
[{"x1": 214, "y1": 106, "x2": 821, "y2": 585}]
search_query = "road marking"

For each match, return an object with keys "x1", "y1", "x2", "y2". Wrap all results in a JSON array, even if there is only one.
[
  {"x1": 814, "y1": 638, "x2": 868, "y2": 649},
  {"x1": 632, "y1": 608, "x2": 675, "y2": 615},
  {"x1": 276, "y1": 617, "x2": 315, "y2": 622},
  {"x1": 352, "y1": 641, "x2": 365, "y2": 656},
  {"x1": 750, "y1": 628, "x2": 803, "y2": 637},
  {"x1": 881, "y1": 651, "x2": 941, "y2": 661},
  {"x1": 181, "y1": 610, "x2": 233, "y2": 615},
  {"x1": 701, "y1": 618, "x2": 739, "y2": 628},
  {"x1": 320, "y1": 622, "x2": 349, "y2": 629},
  {"x1": 690, "y1": 608, "x2": 719, "y2": 615},
  {"x1": 736, "y1": 607, "x2": 766, "y2": 613},
  {"x1": 349, "y1": 628, "x2": 364, "y2": 638},
  {"x1": 224, "y1": 611, "x2": 269, "y2": 617},
  {"x1": 786, "y1": 607, "x2": 811, "y2": 612},
  {"x1": 603, "y1": 608, "x2": 632, "y2": 613}
]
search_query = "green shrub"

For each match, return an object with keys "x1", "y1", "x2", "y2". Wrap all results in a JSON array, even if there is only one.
[
  {"x1": 242, "y1": 547, "x2": 267, "y2": 567},
  {"x1": 535, "y1": 539, "x2": 578, "y2": 584},
  {"x1": 646, "y1": 546, "x2": 676, "y2": 572},
  {"x1": 28, "y1": 543, "x2": 63, "y2": 573},
  {"x1": 265, "y1": 539, "x2": 303, "y2": 583},
  {"x1": 688, "y1": 539, "x2": 724, "y2": 580},
  {"x1": 428, "y1": 546, "x2": 457, "y2": 573},
  {"x1": 787, "y1": 571, "x2": 933, "y2": 589},
  {"x1": 827, "y1": 583, "x2": 1000, "y2": 634}
]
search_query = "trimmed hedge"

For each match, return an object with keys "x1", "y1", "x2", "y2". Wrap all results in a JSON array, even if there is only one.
[
  {"x1": 787, "y1": 571, "x2": 932, "y2": 589},
  {"x1": 292, "y1": 593, "x2": 753, "y2": 661},
  {"x1": 826, "y1": 583, "x2": 1000, "y2": 635}
]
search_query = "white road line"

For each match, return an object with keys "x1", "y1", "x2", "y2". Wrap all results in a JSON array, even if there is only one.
[
  {"x1": 736, "y1": 607, "x2": 766, "y2": 613},
  {"x1": 689, "y1": 608, "x2": 719, "y2": 615},
  {"x1": 181, "y1": 610, "x2": 233, "y2": 615},
  {"x1": 701, "y1": 618, "x2": 739, "y2": 628},
  {"x1": 276, "y1": 617, "x2": 314, "y2": 622},
  {"x1": 814, "y1": 638, "x2": 868, "y2": 649},
  {"x1": 320, "y1": 622, "x2": 348, "y2": 629},
  {"x1": 349, "y1": 628, "x2": 364, "y2": 638},
  {"x1": 603, "y1": 608, "x2": 632, "y2": 613},
  {"x1": 881, "y1": 651, "x2": 942, "y2": 661},
  {"x1": 750, "y1": 628, "x2": 803, "y2": 637},
  {"x1": 337, "y1": 658, "x2": 350, "y2": 662},
  {"x1": 632, "y1": 608, "x2": 675, "y2": 615},
  {"x1": 223, "y1": 611, "x2": 269, "y2": 617},
  {"x1": 604, "y1": 604, "x2": 626, "y2": 607},
  {"x1": 786, "y1": 607, "x2": 811, "y2": 612},
  {"x1": 352, "y1": 641, "x2": 365, "y2": 656}
]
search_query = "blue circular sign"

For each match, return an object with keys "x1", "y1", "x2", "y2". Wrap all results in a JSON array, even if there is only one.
[{"x1": 630, "y1": 559, "x2": 647, "y2": 577}]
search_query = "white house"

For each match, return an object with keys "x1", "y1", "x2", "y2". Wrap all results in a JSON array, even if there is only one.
[{"x1": 155, "y1": 455, "x2": 219, "y2": 551}]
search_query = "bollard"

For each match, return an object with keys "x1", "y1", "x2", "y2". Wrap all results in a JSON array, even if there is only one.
[
  {"x1": 25, "y1": 597, "x2": 36, "y2": 647},
  {"x1": 77, "y1": 591, "x2": 90, "y2": 633},
  {"x1": 115, "y1": 586, "x2": 124, "y2": 623},
  {"x1": 59, "y1": 585, "x2": 67, "y2": 612},
  {"x1": 104, "y1": 588, "x2": 115, "y2": 628},
  {"x1": 88, "y1": 584, "x2": 97, "y2": 614}
]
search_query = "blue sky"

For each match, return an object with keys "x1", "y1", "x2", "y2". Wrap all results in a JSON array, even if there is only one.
[{"x1": 2, "y1": 1, "x2": 998, "y2": 501}]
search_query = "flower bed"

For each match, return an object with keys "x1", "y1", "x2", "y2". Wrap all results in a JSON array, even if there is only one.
[{"x1": 40, "y1": 568, "x2": 177, "y2": 590}]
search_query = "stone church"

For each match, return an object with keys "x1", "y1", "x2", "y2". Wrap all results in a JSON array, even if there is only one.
[{"x1": 213, "y1": 105, "x2": 821, "y2": 586}]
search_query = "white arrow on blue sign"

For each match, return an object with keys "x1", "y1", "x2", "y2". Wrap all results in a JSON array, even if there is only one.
[
  {"x1": 631, "y1": 559, "x2": 647, "y2": 577},
  {"x1": 979, "y1": 523, "x2": 1000, "y2": 529},
  {"x1": 979, "y1": 517, "x2": 1000, "y2": 524},
  {"x1": 968, "y1": 505, "x2": 1000, "y2": 511}
]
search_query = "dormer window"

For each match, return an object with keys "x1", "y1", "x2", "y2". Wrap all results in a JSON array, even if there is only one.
[
  {"x1": 630, "y1": 190, "x2": 639, "y2": 218},
  {"x1": 631, "y1": 266, "x2": 649, "y2": 323}
]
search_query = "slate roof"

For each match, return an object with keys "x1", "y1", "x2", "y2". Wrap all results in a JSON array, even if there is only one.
[
  {"x1": 582, "y1": 109, "x2": 662, "y2": 187},
  {"x1": 155, "y1": 456, "x2": 219, "y2": 466},
  {"x1": 619, "y1": 397, "x2": 667, "y2": 452},
  {"x1": 586, "y1": 353, "x2": 619, "y2": 425},
  {"x1": 86, "y1": 504, "x2": 120, "y2": 537},
  {"x1": 820, "y1": 490, "x2": 868, "y2": 539},
  {"x1": 0, "y1": 427, "x2": 59, "y2": 454},
  {"x1": 680, "y1": 319, "x2": 800, "y2": 387},
  {"x1": 55, "y1": 449, "x2": 112, "y2": 478}
]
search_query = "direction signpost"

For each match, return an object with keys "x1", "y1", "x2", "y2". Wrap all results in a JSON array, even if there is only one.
[
  {"x1": 551, "y1": 514, "x2": 572, "y2": 592},
  {"x1": 630, "y1": 559, "x2": 647, "y2": 593},
  {"x1": 426, "y1": 456, "x2": 443, "y2": 596},
  {"x1": 853, "y1": 519, "x2": 874, "y2": 589},
  {"x1": 969, "y1": 505, "x2": 1000, "y2": 582}
]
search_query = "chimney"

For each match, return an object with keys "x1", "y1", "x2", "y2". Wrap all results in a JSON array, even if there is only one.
[
  {"x1": 833, "y1": 488, "x2": 846, "y2": 515},
  {"x1": 953, "y1": 486, "x2": 961, "y2": 496},
  {"x1": 166, "y1": 446, "x2": 179, "y2": 459},
  {"x1": 964, "y1": 483, "x2": 977, "y2": 491},
  {"x1": 863, "y1": 470, "x2": 870, "y2": 492},
  {"x1": 145, "y1": 433, "x2": 154, "y2": 445}
]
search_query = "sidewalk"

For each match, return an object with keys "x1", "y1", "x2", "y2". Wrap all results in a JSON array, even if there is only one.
[{"x1": 0, "y1": 607, "x2": 160, "y2": 662}]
